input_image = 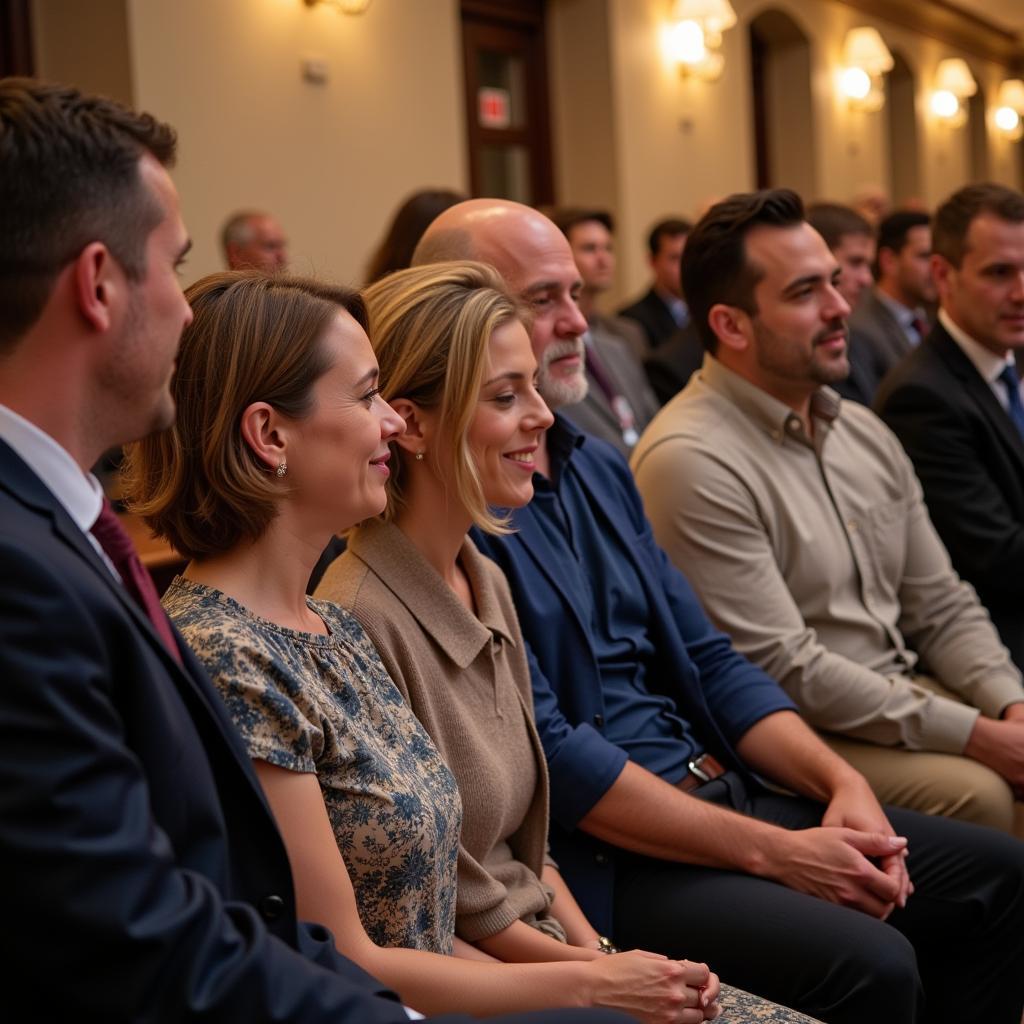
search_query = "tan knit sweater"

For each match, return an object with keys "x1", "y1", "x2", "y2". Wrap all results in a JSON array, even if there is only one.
[{"x1": 316, "y1": 519, "x2": 560, "y2": 943}]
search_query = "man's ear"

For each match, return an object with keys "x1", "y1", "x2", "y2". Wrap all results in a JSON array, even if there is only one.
[
  {"x1": 388, "y1": 397, "x2": 434, "y2": 457},
  {"x1": 239, "y1": 401, "x2": 286, "y2": 473},
  {"x1": 707, "y1": 303, "x2": 751, "y2": 354},
  {"x1": 73, "y1": 243, "x2": 121, "y2": 332},
  {"x1": 930, "y1": 253, "x2": 953, "y2": 301},
  {"x1": 877, "y1": 246, "x2": 897, "y2": 281}
]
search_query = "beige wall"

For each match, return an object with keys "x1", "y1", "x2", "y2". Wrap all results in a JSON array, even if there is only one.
[
  {"x1": 563, "y1": 0, "x2": 1023, "y2": 299},
  {"x1": 28, "y1": 0, "x2": 1024, "y2": 300},
  {"x1": 127, "y1": 0, "x2": 467, "y2": 287},
  {"x1": 32, "y1": 0, "x2": 133, "y2": 105}
]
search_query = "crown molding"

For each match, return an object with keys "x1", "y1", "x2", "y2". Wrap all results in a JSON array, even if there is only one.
[{"x1": 838, "y1": 0, "x2": 1023, "y2": 71}]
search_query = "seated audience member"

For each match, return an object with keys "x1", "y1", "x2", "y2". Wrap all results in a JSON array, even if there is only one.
[
  {"x1": 876, "y1": 183, "x2": 1024, "y2": 671},
  {"x1": 0, "y1": 76, "x2": 626, "y2": 1024},
  {"x1": 844, "y1": 210, "x2": 936, "y2": 403},
  {"x1": 547, "y1": 207, "x2": 659, "y2": 454},
  {"x1": 221, "y1": 209, "x2": 289, "y2": 272},
  {"x1": 618, "y1": 218, "x2": 692, "y2": 348},
  {"x1": 125, "y1": 268, "x2": 704, "y2": 1023},
  {"x1": 643, "y1": 321, "x2": 704, "y2": 405},
  {"x1": 631, "y1": 188, "x2": 1024, "y2": 838},
  {"x1": 413, "y1": 196, "x2": 1024, "y2": 1024},
  {"x1": 316, "y1": 261, "x2": 814, "y2": 1024},
  {"x1": 365, "y1": 188, "x2": 467, "y2": 284},
  {"x1": 805, "y1": 203, "x2": 877, "y2": 405}
]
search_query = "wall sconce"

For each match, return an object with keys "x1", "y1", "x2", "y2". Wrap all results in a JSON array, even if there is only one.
[
  {"x1": 303, "y1": 0, "x2": 372, "y2": 13},
  {"x1": 663, "y1": 0, "x2": 737, "y2": 82},
  {"x1": 930, "y1": 58, "x2": 976, "y2": 126},
  {"x1": 838, "y1": 27, "x2": 893, "y2": 112},
  {"x1": 993, "y1": 79, "x2": 1024, "y2": 140}
]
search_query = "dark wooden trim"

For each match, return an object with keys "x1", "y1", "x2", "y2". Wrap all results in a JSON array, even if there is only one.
[
  {"x1": 837, "y1": 0, "x2": 1023, "y2": 70},
  {"x1": 461, "y1": 0, "x2": 544, "y2": 27},
  {"x1": 460, "y1": 0, "x2": 554, "y2": 205},
  {"x1": 750, "y1": 26, "x2": 770, "y2": 190},
  {"x1": 1, "y1": 0, "x2": 34, "y2": 77}
]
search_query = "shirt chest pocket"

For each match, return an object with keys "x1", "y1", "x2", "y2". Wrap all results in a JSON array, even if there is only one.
[{"x1": 857, "y1": 499, "x2": 909, "y2": 587}]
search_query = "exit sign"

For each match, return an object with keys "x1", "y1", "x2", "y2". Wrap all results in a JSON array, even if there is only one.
[{"x1": 478, "y1": 87, "x2": 511, "y2": 128}]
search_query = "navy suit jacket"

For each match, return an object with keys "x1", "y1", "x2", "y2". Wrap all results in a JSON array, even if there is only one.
[
  {"x1": 473, "y1": 422, "x2": 795, "y2": 933},
  {"x1": 0, "y1": 440, "x2": 471, "y2": 1022},
  {"x1": 875, "y1": 323, "x2": 1024, "y2": 668}
]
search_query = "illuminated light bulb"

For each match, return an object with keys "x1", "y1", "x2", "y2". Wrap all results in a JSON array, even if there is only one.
[
  {"x1": 840, "y1": 67, "x2": 872, "y2": 101},
  {"x1": 666, "y1": 19, "x2": 707, "y2": 65},
  {"x1": 995, "y1": 106, "x2": 1021, "y2": 133},
  {"x1": 931, "y1": 90, "x2": 960, "y2": 119}
]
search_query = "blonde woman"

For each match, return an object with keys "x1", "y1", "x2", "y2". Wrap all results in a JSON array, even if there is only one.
[
  {"x1": 318, "y1": 262, "x2": 817, "y2": 1024},
  {"x1": 124, "y1": 270, "x2": 725, "y2": 1023}
]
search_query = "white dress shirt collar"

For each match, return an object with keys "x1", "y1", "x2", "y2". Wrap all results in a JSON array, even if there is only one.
[
  {"x1": 939, "y1": 308, "x2": 1014, "y2": 386},
  {"x1": 0, "y1": 403, "x2": 105, "y2": 534}
]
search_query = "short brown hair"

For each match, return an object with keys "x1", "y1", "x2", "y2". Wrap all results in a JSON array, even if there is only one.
[
  {"x1": 122, "y1": 272, "x2": 366, "y2": 559},
  {"x1": 362, "y1": 261, "x2": 525, "y2": 534},
  {"x1": 806, "y1": 203, "x2": 873, "y2": 252},
  {"x1": 649, "y1": 218, "x2": 692, "y2": 257},
  {"x1": 0, "y1": 78, "x2": 177, "y2": 351},
  {"x1": 933, "y1": 183, "x2": 1024, "y2": 267},
  {"x1": 682, "y1": 189, "x2": 805, "y2": 353},
  {"x1": 545, "y1": 206, "x2": 615, "y2": 238}
]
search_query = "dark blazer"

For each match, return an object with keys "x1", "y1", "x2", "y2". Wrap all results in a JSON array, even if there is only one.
[
  {"x1": 0, "y1": 440, "x2": 580, "y2": 1024},
  {"x1": 473, "y1": 421, "x2": 796, "y2": 934},
  {"x1": 643, "y1": 323, "x2": 704, "y2": 405},
  {"x1": 617, "y1": 287, "x2": 679, "y2": 349},
  {"x1": 560, "y1": 316, "x2": 660, "y2": 456},
  {"x1": 840, "y1": 288, "x2": 915, "y2": 405},
  {"x1": 875, "y1": 323, "x2": 1024, "y2": 668}
]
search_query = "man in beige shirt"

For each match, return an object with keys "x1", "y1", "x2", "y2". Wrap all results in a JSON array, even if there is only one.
[{"x1": 632, "y1": 188, "x2": 1024, "y2": 834}]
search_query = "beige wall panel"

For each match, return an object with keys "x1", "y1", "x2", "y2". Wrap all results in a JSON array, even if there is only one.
[
  {"x1": 127, "y1": 0, "x2": 466, "y2": 288},
  {"x1": 549, "y1": 0, "x2": 618, "y2": 210},
  {"x1": 606, "y1": 0, "x2": 754, "y2": 298},
  {"x1": 32, "y1": 0, "x2": 133, "y2": 106}
]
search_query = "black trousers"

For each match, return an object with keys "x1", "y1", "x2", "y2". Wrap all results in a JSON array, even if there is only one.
[{"x1": 612, "y1": 773, "x2": 1024, "y2": 1024}]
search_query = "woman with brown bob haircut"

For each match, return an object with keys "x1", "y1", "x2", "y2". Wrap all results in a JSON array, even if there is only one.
[{"x1": 123, "y1": 269, "x2": 716, "y2": 1021}]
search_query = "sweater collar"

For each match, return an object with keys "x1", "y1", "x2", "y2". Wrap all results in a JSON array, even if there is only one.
[{"x1": 348, "y1": 518, "x2": 516, "y2": 668}]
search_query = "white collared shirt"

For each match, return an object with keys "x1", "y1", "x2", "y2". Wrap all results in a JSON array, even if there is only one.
[
  {"x1": 0, "y1": 403, "x2": 118, "y2": 577},
  {"x1": 939, "y1": 308, "x2": 1018, "y2": 413}
]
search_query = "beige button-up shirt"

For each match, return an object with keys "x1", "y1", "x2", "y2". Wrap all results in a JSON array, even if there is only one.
[{"x1": 631, "y1": 354, "x2": 1024, "y2": 754}]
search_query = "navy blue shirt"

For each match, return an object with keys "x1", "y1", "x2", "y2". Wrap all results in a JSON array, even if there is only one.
[{"x1": 530, "y1": 424, "x2": 701, "y2": 782}]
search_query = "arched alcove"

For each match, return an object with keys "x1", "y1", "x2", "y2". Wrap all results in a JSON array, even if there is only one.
[
  {"x1": 749, "y1": 9, "x2": 816, "y2": 197},
  {"x1": 884, "y1": 50, "x2": 921, "y2": 204}
]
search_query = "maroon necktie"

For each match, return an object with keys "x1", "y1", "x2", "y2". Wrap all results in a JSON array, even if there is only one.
[{"x1": 90, "y1": 498, "x2": 182, "y2": 663}]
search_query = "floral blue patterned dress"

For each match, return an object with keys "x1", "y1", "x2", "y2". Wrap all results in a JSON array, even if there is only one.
[{"x1": 163, "y1": 576, "x2": 462, "y2": 954}]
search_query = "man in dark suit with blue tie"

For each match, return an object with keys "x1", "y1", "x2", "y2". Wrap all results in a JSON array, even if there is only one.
[
  {"x1": 0, "y1": 78, "x2": 627, "y2": 1024},
  {"x1": 876, "y1": 183, "x2": 1024, "y2": 675}
]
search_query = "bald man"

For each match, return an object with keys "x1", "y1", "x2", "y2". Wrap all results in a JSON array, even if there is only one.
[{"x1": 412, "y1": 199, "x2": 1024, "y2": 1024}]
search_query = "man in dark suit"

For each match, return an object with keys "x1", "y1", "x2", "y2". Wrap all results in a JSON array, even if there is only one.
[
  {"x1": 617, "y1": 218, "x2": 692, "y2": 349},
  {"x1": 846, "y1": 210, "x2": 936, "y2": 404},
  {"x1": 876, "y1": 182, "x2": 1024, "y2": 674},
  {"x1": 0, "y1": 78, "x2": 625, "y2": 1024},
  {"x1": 547, "y1": 207, "x2": 659, "y2": 455}
]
